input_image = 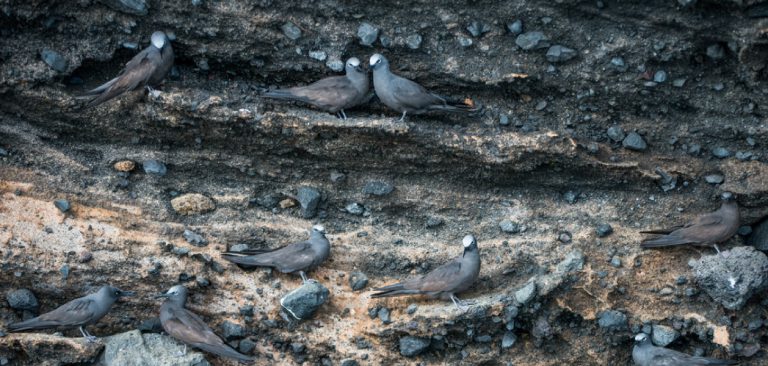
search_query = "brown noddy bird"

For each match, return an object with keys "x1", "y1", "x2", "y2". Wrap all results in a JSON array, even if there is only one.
[
  {"x1": 262, "y1": 58, "x2": 370, "y2": 119},
  {"x1": 632, "y1": 333, "x2": 737, "y2": 366},
  {"x1": 371, "y1": 235, "x2": 480, "y2": 309},
  {"x1": 79, "y1": 31, "x2": 174, "y2": 107},
  {"x1": 640, "y1": 192, "x2": 739, "y2": 253},
  {"x1": 7, "y1": 285, "x2": 135, "y2": 342},
  {"x1": 369, "y1": 53, "x2": 482, "y2": 122},
  {"x1": 221, "y1": 225, "x2": 330, "y2": 282},
  {"x1": 156, "y1": 285, "x2": 254, "y2": 362}
]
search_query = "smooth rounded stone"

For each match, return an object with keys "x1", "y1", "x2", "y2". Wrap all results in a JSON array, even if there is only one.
[
  {"x1": 673, "y1": 78, "x2": 687, "y2": 87},
  {"x1": 609, "y1": 256, "x2": 621, "y2": 268},
  {"x1": 499, "y1": 220, "x2": 521, "y2": 234},
  {"x1": 378, "y1": 307, "x2": 392, "y2": 324},
  {"x1": 182, "y1": 229, "x2": 208, "y2": 247},
  {"x1": 514, "y1": 282, "x2": 536, "y2": 305},
  {"x1": 99, "y1": 0, "x2": 149, "y2": 16},
  {"x1": 362, "y1": 181, "x2": 394, "y2": 196},
  {"x1": 99, "y1": 329, "x2": 208, "y2": 366},
  {"x1": 379, "y1": 35, "x2": 393, "y2": 48},
  {"x1": 622, "y1": 132, "x2": 647, "y2": 151},
  {"x1": 54, "y1": 199, "x2": 71, "y2": 213},
  {"x1": 658, "y1": 287, "x2": 674, "y2": 296},
  {"x1": 457, "y1": 36, "x2": 473, "y2": 47},
  {"x1": 345, "y1": 202, "x2": 365, "y2": 216},
  {"x1": 652, "y1": 325, "x2": 679, "y2": 346},
  {"x1": 171, "y1": 193, "x2": 215, "y2": 215},
  {"x1": 0, "y1": 148, "x2": 7, "y2": 157},
  {"x1": 735, "y1": 151, "x2": 753, "y2": 161},
  {"x1": 653, "y1": 70, "x2": 668, "y2": 83},
  {"x1": 692, "y1": 246, "x2": 768, "y2": 310},
  {"x1": 515, "y1": 31, "x2": 549, "y2": 50},
  {"x1": 749, "y1": 218, "x2": 768, "y2": 251},
  {"x1": 598, "y1": 310, "x2": 627, "y2": 330},
  {"x1": 6, "y1": 289, "x2": 39, "y2": 311},
  {"x1": 142, "y1": 160, "x2": 167, "y2": 175},
  {"x1": 712, "y1": 82, "x2": 725, "y2": 91},
  {"x1": 220, "y1": 321, "x2": 246, "y2": 340},
  {"x1": 499, "y1": 114, "x2": 510, "y2": 126},
  {"x1": 406, "y1": 303, "x2": 418, "y2": 314},
  {"x1": 296, "y1": 187, "x2": 321, "y2": 219},
  {"x1": 113, "y1": 160, "x2": 136, "y2": 172},
  {"x1": 326, "y1": 58, "x2": 344, "y2": 72},
  {"x1": 466, "y1": 21, "x2": 490, "y2": 37},
  {"x1": 405, "y1": 34, "x2": 422, "y2": 49},
  {"x1": 546, "y1": 45, "x2": 577, "y2": 63},
  {"x1": 281, "y1": 21, "x2": 302, "y2": 40},
  {"x1": 558, "y1": 231, "x2": 572, "y2": 243},
  {"x1": 507, "y1": 19, "x2": 523, "y2": 34},
  {"x1": 239, "y1": 338, "x2": 256, "y2": 354},
  {"x1": 349, "y1": 271, "x2": 369, "y2": 291},
  {"x1": 606, "y1": 126, "x2": 626, "y2": 142},
  {"x1": 357, "y1": 22, "x2": 379, "y2": 46},
  {"x1": 711, "y1": 147, "x2": 731, "y2": 158},
  {"x1": 501, "y1": 332, "x2": 517, "y2": 349},
  {"x1": 425, "y1": 216, "x2": 444, "y2": 228},
  {"x1": 704, "y1": 174, "x2": 724, "y2": 184},
  {"x1": 122, "y1": 41, "x2": 139, "y2": 50},
  {"x1": 79, "y1": 251, "x2": 93, "y2": 263},
  {"x1": 596, "y1": 223, "x2": 613, "y2": 237},
  {"x1": 228, "y1": 243, "x2": 249, "y2": 253},
  {"x1": 399, "y1": 336, "x2": 430, "y2": 357},
  {"x1": 610, "y1": 56, "x2": 627, "y2": 71},
  {"x1": 40, "y1": 49, "x2": 67, "y2": 72},
  {"x1": 706, "y1": 44, "x2": 725, "y2": 60},
  {"x1": 563, "y1": 190, "x2": 579, "y2": 204},
  {"x1": 280, "y1": 281, "x2": 330, "y2": 320},
  {"x1": 309, "y1": 50, "x2": 327, "y2": 61}
]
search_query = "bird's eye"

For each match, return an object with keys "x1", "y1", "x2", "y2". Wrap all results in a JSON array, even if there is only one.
[
  {"x1": 114, "y1": 290, "x2": 119, "y2": 295},
  {"x1": 376, "y1": 59, "x2": 381, "y2": 64}
]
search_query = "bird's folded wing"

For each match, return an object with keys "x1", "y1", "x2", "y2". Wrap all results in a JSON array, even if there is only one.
[
  {"x1": 391, "y1": 77, "x2": 442, "y2": 109},
  {"x1": 165, "y1": 306, "x2": 221, "y2": 345},
  {"x1": 411, "y1": 260, "x2": 462, "y2": 292},
  {"x1": 39, "y1": 298, "x2": 97, "y2": 326}
]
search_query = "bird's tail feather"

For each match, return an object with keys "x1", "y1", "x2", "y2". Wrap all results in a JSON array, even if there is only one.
[
  {"x1": 221, "y1": 253, "x2": 270, "y2": 267},
  {"x1": 640, "y1": 236, "x2": 693, "y2": 248},
  {"x1": 262, "y1": 90, "x2": 311, "y2": 104},
  {"x1": 8, "y1": 319, "x2": 59, "y2": 332},
  {"x1": 197, "y1": 343, "x2": 255, "y2": 362},
  {"x1": 371, "y1": 283, "x2": 421, "y2": 298},
  {"x1": 78, "y1": 77, "x2": 119, "y2": 97},
  {"x1": 429, "y1": 98, "x2": 484, "y2": 115}
]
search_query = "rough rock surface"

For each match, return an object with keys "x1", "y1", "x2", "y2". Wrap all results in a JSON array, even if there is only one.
[
  {"x1": 1, "y1": 0, "x2": 768, "y2": 365},
  {"x1": 99, "y1": 330, "x2": 209, "y2": 366},
  {"x1": 691, "y1": 246, "x2": 768, "y2": 310}
]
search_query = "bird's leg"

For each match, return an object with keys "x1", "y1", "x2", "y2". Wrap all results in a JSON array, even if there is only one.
[
  {"x1": 176, "y1": 344, "x2": 187, "y2": 357},
  {"x1": 450, "y1": 294, "x2": 472, "y2": 312},
  {"x1": 79, "y1": 326, "x2": 98, "y2": 343},
  {"x1": 145, "y1": 85, "x2": 156, "y2": 93},
  {"x1": 299, "y1": 271, "x2": 315, "y2": 284},
  {"x1": 397, "y1": 111, "x2": 407, "y2": 123},
  {"x1": 340, "y1": 109, "x2": 348, "y2": 120}
]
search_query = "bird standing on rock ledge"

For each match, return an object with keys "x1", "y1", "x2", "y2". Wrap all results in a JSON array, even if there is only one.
[
  {"x1": 79, "y1": 31, "x2": 174, "y2": 108},
  {"x1": 632, "y1": 333, "x2": 736, "y2": 365},
  {"x1": 640, "y1": 192, "x2": 740, "y2": 253}
]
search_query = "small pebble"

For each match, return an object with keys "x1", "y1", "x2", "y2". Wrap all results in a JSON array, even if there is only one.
[
  {"x1": 40, "y1": 49, "x2": 67, "y2": 72},
  {"x1": 357, "y1": 23, "x2": 379, "y2": 46},
  {"x1": 622, "y1": 132, "x2": 647, "y2": 151},
  {"x1": 704, "y1": 174, "x2": 724, "y2": 184},
  {"x1": 54, "y1": 199, "x2": 70, "y2": 213},
  {"x1": 596, "y1": 223, "x2": 613, "y2": 237},
  {"x1": 143, "y1": 160, "x2": 167, "y2": 176},
  {"x1": 507, "y1": 20, "x2": 523, "y2": 34},
  {"x1": 609, "y1": 256, "x2": 621, "y2": 268},
  {"x1": 653, "y1": 70, "x2": 668, "y2": 83},
  {"x1": 281, "y1": 22, "x2": 302, "y2": 40},
  {"x1": 711, "y1": 147, "x2": 731, "y2": 158}
]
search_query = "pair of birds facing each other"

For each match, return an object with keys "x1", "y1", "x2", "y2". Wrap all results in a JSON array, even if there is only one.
[
  {"x1": 640, "y1": 192, "x2": 739, "y2": 253},
  {"x1": 222, "y1": 227, "x2": 481, "y2": 310},
  {"x1": 264, "y1": 53, "x2": 481, "y2": 122},
  {"x1": 6, "y1": 284, "x2": 254, "y2": 363}
]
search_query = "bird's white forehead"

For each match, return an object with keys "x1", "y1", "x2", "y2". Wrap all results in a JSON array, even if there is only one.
[
  {"x1": 635, "y1": 333, "x2": 648, "y2": 341},
  {"x1": 462, "y1": 235, "x2": 475, "y2": 247},
  {"x1": 312, "y1": 224, "x2": 325, "y2": 232},
  {"x1": 151, "y1": 32, "x2": 166, "y2": 48},
  {"x1": 347, "y1": 58, "x2": 360, "y2": 67},
  {"x1": 369, "y1": 54, "x2": 383, "y2": 65}
]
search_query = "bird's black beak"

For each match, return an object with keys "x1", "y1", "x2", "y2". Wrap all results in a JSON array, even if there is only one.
[
  {"x1": 118, "y1": 290, "x2": 136, "y2": 297},
  {"x1": 355, "y1": 65, "x2": 364, "y2": 73},
  {"x1": 153, "y1": 293, "x2": 170, "y2": 299}
]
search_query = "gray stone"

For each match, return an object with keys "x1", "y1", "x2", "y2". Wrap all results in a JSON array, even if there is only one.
[
  {"x1": 546, "y1": 45, "x2": 577, "y2": 63},
  {"x1": 563, "y1": 190, "x2": 579, "y2": 204},
  {"x1": 607, "y1": 126, "x2": 626, "y2": 142},
  {"x1": 281, "y1": 22, "x2": 301, "y2": 40},
  {"x1": 137, "y1": 317, "x2": 162, "y2": 333},
  {"x1": 309, "y1": 50, "x2": 327, "y2": 61},
  {"x1": 596, "y1": 223, "x2": 613, "y2": 237},
  {"x1": 515, "y1": 31, "x2": 549, "y2": 50},
  {"x1": 735, "y1": 151, "x2": 753, "y2": 161},
  {"x1": 711, "y1": 147, "x2": 731, "y2": 158},
  {"x1": 98, "y1": 0, "x2": 148, "y2": 16},
  {"x1": 704, "y1": 174, "x2": 724, "y2": 184},
  {"x1": 406, "y1": 303, "x2": 418, "y2": 314},
  {"x1": 363, "y1": 181, "x2": 394, "y2": 196},
  {"x1": 706, "y1": 44, "x2": 725, "y2": 60},
  {"x1": 652, "y1": 325, "x2": 679, "y2": 347},
  {"x1": 557, "y1": 249, "x2": 585, "y2": 273},
  {"x1": 349, "y1": 271, "x2": 369, "y2": 291},
  {"x1": 239, "y1": 338, "x2": 256, "y2": 354},
  {"x1": 6, "y1": 289, "x2": 38, "y2": 311},
  {"x1": 40, "y1": 49, "x2": 67, "y2": 72},
  {"x1": 142, "y1": 160, "x2": 167, "y2": 176},
  {"x1": 425, "y1": 216, "x2": 443, "y2": 228},
  {"x1": 405, "y1": 34, "x2": 422, "y2": 49},
  {"x1": 296, "y1": 186, "x2": 321, "y2": 219},
  {"x1": 340, "y1": 359, "x2": 358, "y2": 366},
  {"x1": 357, "y1": 23, "x2": 379, "y2": 46},
  {"x1": 60, "y1": 264, "x2": 69, "y2": 280},
  {"x1": 749, "y1": 218, "x2": 768, "y2": 252},
  {"x1": 622, "y1": 132, "x2": 647, "y2": 151},
  {"x1": 673, "y1": 78, "x2": 687, "y2": 87},
  {"x1": 501, "y1": 332, "x2": 517, "y2": 349},
  {"x1": 514, "y1": 282, "x2": 536, "y2": 305},
  {"x1": 345, "y1": 202, "x2": 365, "y2": 216},
  {"x1": 499, "y1": 114, "x2": 510, "y2": 126},
  {"x1": 610, "y1": 56, "x2": 627, "y2": 72},
  {"x1": 466, "y1": 21, "x2": 491, "y2": 37},
  {"x1": 99, "y1": 329, "x2": 208, "y2": 366},
  {"x1": 507, "y1": 20, "x2": 523, "y2": 34},
  {"x1": 609, "y1": 256, "x2": 621, "y2": 268},
  {"x1": 228, "y1": 243, "x2": 249, "y2": 252},
  {"x1": 280, "y1": 281, "x2": 330, "y2": 320},
  {"x1": 692, "y1": 246, "x2": 768, "y2": 310},
  {"x1": 54, "y1": 199, "x2": 71, "y2": 213},
  {"x1": 499, "y1": 220, "x2": 521, "y2": 234},
  {"x1": 653, "y1": 70, "x2": 668, "y2": 83},
  {"x1": 378, "y1": 307, "x2": 391, "y2": 324},
  {"x1": 326, "y1": 58, "x2": 344, "y2": 72},
  {"x1": 678, "y1": 0, "x2": 697, "y2": 6},
  {"x1": 220, "y1": 321, "x2": 246, "y2": 340},
  {"x1": 399, "y1": 336, "x2": 430, "y2": 357},
  {"x1": 183, "y1": 229, "x2": 207, "y2": 247},
  {"x1": 457, "y1": 36, "x2": 473, "y2": 47},
  {"x1": 597, "y1": 310, "x2": 627, "y2": 330}
]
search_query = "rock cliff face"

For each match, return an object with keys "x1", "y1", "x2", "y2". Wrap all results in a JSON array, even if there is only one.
[{"x1": 1, "y1": 0, "x2": 768, "y2": 365}]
